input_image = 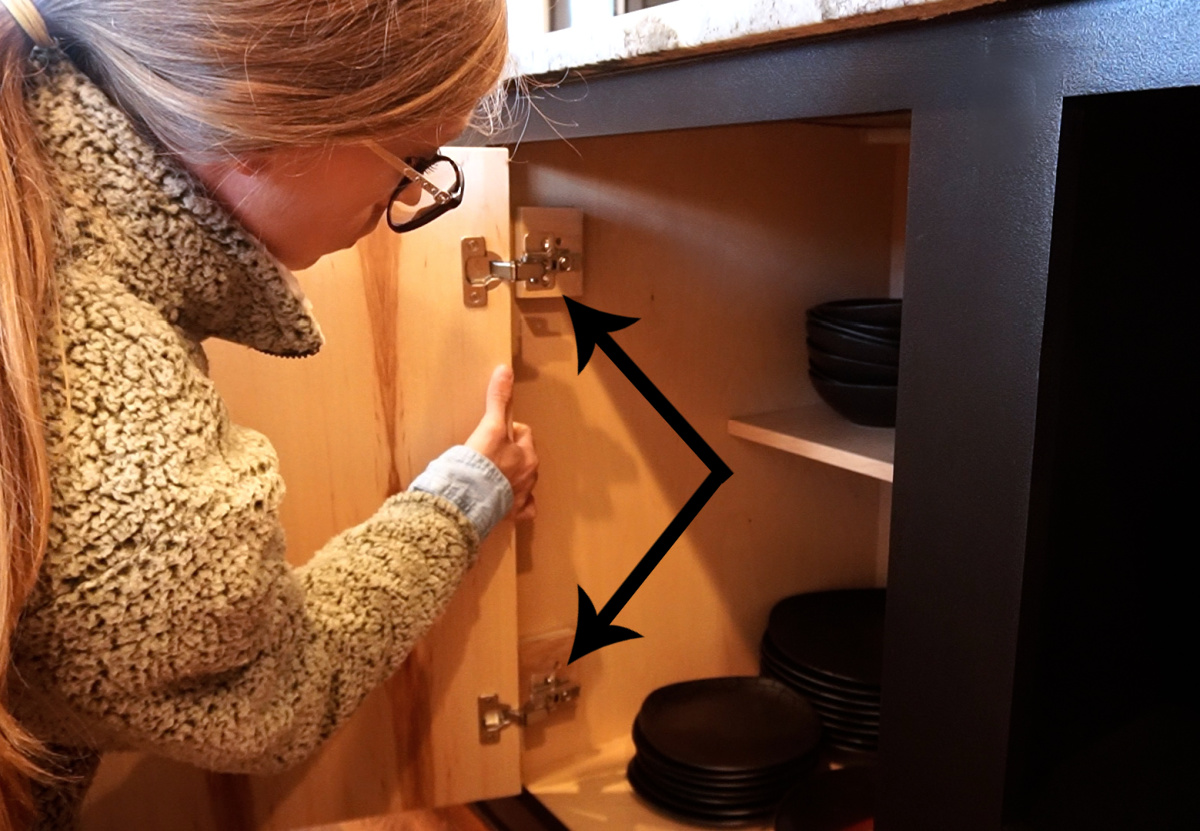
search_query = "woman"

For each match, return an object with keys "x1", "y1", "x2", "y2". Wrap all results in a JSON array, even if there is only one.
[{"x1": 0, "y1": 1, "x2": 537, "y2": 828}]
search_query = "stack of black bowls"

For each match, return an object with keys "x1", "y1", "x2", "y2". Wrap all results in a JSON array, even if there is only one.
[
  {"x1": 628, "y1": 676, "x2": 822, "y2": 825},
  {"x1": 759, "y1": 589, "x2": 885, "y2": 755},
  {"x1": 806, "y1": 299, "x2": 902, "y2": 427}
]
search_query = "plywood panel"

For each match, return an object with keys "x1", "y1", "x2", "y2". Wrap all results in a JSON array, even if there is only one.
[
  {"x1": 81, "y1": 148, "x2": 520, "y2": 829},
  {"x1": 728, "y1": 406, "x2": 895, "y2": 482},
  {"x1": 507, "y1": 122, "x2": 898, "y2": 783}
]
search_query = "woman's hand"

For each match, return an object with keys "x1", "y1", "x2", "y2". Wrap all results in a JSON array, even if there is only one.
[{"x1": 465, "y1": 365, "x2": 538, "y2": 520}]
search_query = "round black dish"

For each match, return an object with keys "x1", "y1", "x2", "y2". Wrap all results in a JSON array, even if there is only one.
[
  {"x1": 759, "y1": 660, "x2": 882, "y2": 711},
  {"x1": 632, "y1": 721, "x2": 818, "y2": 786},
  {"x1": 808, "y1": 298, "x2": 902, "y2": 328},
  {"x1": 760, "y1": 638, "x2": 883, "y2": 700},
  {"x1": 635, "y1": 676, "x2": 822, "y2": 774},
  {"x1": 806, "y1": 318, "x2": 900, "y2": 365},
  {"x1": 765, "y1": 590, "x2": 886, "y2": 688},
  {"x1": 630, "y1": 755, "x2": 800, "y2": 810},
  {"x1": 807, "y1": 341, "x2": 899, "y2": 385},
  {"x1": 628, "y1": 758, "x2": 781, "y2": 827},
  {"x1": 806, "y1": 311, "x2": 900, "y2": 342},
  {"x1": 634, "y1": 749, "x2": 815, "y2": 804},
  {"x1": 809, "y1": 369, "x2": 897, "y2": 428}
]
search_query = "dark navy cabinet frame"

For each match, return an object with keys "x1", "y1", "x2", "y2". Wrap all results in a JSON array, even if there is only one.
[{"x1": 493, "y1": 2, "x2": 1200, "y2": 828}]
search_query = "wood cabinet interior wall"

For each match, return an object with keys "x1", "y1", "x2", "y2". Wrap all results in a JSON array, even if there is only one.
[{"x1": 507, "y1": 120, "x2": 906, "y2": 783}]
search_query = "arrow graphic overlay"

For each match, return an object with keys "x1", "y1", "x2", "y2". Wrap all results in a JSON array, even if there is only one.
[{"x1": 563, "y1": 298, "x2": 733, "y2": 663}]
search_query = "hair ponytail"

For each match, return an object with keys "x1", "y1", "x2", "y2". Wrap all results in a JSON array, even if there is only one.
[{"x1": 0, "y1": 14, "x2": 59, "y2": 831}]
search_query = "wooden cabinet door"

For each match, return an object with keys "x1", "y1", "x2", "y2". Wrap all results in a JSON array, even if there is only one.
[{"x1": 80, "y1": 147, "x2": 521, "y2": 830}]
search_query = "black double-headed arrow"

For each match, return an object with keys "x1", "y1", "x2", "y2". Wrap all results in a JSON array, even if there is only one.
[{"x1": 564, "y1": 298, "x2": 733, "y2": 664}]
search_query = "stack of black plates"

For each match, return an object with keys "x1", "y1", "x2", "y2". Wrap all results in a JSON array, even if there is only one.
[
  {"x1": 760, "y1": 589, "x2": 885, "y2": 754},
  {"x1": 629, "y1": 676, "x2": 822, "y2": 826},
  {"x1": 806, "y1": 299, "x2": 901, "y2": 427}
]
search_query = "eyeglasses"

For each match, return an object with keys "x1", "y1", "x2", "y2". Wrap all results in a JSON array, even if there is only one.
[{"x1": 366, "y1": 141, "x2": 465, "y2": 233}]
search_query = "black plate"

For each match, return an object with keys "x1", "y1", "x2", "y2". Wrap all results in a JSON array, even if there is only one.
[
  {"x1": 632, "y1": 754, "x2": 800, "y2": 809},
  {"x1": 822, "y1": 729, "x2": 880, "y2": 752},
  {"x1": 760, "y1": 655, "x2": 882, "y2": 705},
  {"x1": 806, "y1": 706, "x2": 883, "y2": 730},
  {"x1": 808, "y1": 341, "x2": 899, "y2": 385},
  {"x1": 766, "y1": 590, "x2": 886, "y2": 687},
  {"x1": 635, "y1": 759, "x2": 811, "y2": 806},
  {"x1": 762, "y1": 661, "x2": 882, "y2": 704},
  {"x1": 761, "y1": 667, "x2": 881, "y2": 719},
  {"x1": 628, "y1": 759, "x2": 781, "y2": 825},
  {"x1": 760, "y1": 638, "x2": 883, "y2": 698},
  {"x1": 763, "y1": 679, "x2": 882, "y2": 726},
  {"x1": 762, "y1": 665, "x2": 883, "y2": 713},
  {"x1": 814, "y1": 716, "x2": 880, "y2": 741},
  {"x1": 763, "y1": 680, "x2": 882, "y2": 729},
  {"x1": 632, "y1": 720, "x2": 818, "y2": 784},
  {"x1": 774, "y1": 765, "x2": 878, "y2": 831},
  {"x1": 810, "y1": 369, "x2": 897, "y2": 428},
  {"x1": 807, "y1": 298, "x2": 902, "y2": 328},
  {"x1": 635, "y1": 677, "x2": 822, "y2": 774},
  {"x1": 633, "y1": 725, "x2": 820, "y2": 787},
  {"x1": 807, "y1": 318, "x2": 900, "y2": 365},
  {"x1": 633, "y1": 730, "x2": 814, "y2": 790}
]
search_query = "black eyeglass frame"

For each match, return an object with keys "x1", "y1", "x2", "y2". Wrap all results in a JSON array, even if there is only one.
[{"x1": 366, "y1": 141, "x2": 465, "y2": 233}]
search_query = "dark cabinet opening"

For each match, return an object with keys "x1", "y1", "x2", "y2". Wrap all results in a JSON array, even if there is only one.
[{"x1": 1006, "y1": 86, "x2": 1200, "y2": 830}]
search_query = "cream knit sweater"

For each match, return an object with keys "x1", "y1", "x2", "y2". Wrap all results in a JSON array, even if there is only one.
[{"x1": 11, "y1": 52, "x2": 481, "y2": 830}]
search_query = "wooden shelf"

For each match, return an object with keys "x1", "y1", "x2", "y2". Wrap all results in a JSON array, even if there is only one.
[{"x1": 728, "y1": 405, "x2": 895, "y2": 482}]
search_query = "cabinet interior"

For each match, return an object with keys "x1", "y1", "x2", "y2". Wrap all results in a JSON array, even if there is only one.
[{"x1": 506, "y1": 115, "x2": 910, "y2": 826}]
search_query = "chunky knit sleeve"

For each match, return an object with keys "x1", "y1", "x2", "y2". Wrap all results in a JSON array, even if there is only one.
[{"x1": 14, "y1": 268, "x2": 481, "y2": 775}]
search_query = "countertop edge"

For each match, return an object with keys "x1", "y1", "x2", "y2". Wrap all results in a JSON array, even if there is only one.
[{"x1": 507, "y1": 0, "x2": 1009, "y2": 81}]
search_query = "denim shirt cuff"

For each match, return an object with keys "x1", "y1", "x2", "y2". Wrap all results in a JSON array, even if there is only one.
[{"x1": 408, "y1": 445, "x2": 513, "y2": 539}]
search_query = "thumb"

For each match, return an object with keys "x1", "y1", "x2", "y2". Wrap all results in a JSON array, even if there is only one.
[{"x1": 484, "y1": 364, "x2": 514, "y2": 434}]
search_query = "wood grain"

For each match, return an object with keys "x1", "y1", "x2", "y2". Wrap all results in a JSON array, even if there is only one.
[
  {"x1": 296, "y1": 804, "x2": 490, "y2": 831},
  {"x1": 508, "y1": 121, "x2": 899, "y2": 786}
]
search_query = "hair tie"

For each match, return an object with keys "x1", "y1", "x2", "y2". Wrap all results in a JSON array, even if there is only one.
[{"x1": 1, "y1": 0, "x2": 56, "y2": 49}]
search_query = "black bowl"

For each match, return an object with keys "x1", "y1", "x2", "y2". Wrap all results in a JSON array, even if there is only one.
[
  {"x1": 810, "y1": 368, "x2": 897, "y2": 427},
  {"x1": 807, "y1": 310, "x2": 900, "y2": 342},
  {"x1": 808, "y1": 298, "x2": 902, "y2": 327},
  {"x1": 807, "y1": 341, "x2": 898, "y2": 385},
  {"x1": 807, "y1": 319, "x2": 900, "y2": 366}
]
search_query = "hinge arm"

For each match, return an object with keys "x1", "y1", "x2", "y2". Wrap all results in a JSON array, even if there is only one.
[{"x1": 478, "y1": 669, "x2": 580, "y2": 744}]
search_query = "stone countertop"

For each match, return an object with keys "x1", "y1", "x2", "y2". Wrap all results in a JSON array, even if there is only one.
[{"x1": 508, "y1": 0, "x2": 1006, "y2": 78}]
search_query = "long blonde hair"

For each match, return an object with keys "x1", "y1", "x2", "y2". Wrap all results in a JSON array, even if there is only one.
[{"x1": 0, "y1": 1, "x2": 508, "y2": 827}]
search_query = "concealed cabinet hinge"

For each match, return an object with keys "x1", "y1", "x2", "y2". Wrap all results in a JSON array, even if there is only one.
[
  {"x1": 478, "y1": 669, "x2": 580, "y2": 744},
  {"x1": 460, "y1": 207, "x2": 584, "y2": 308},
  {"x1": 462, "y1": 233, "x2": 580, "y2": 307}
]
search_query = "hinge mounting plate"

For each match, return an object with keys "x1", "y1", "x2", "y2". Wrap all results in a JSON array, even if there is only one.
[
  {"x1": 478, "y1": 668, "x2": 580, "y2": 744},
  {"x1": 461, "y1": 207, "x2": 584, "y2": 308}
]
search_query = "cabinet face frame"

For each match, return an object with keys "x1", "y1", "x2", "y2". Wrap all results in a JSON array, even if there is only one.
[{"x1": 481, "y1": 1, "x2": 1200, "y2": 828}]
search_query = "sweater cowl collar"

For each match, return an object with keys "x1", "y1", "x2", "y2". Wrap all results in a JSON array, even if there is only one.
[{"x1": 25, "y1": 51, "x2": 325, "y2": 358}]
